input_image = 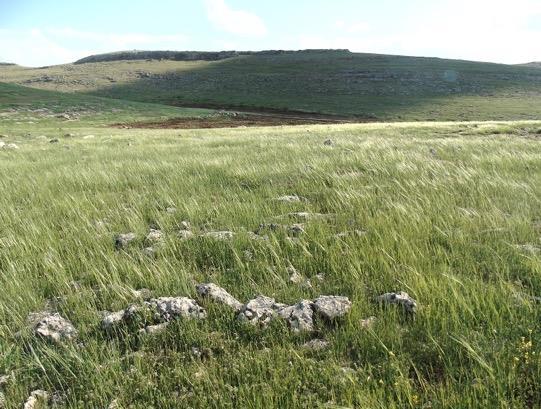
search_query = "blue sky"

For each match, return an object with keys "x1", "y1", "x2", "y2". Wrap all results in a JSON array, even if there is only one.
[{"x1": 1, "y1": 0, "x2": 540, "y2": 66}]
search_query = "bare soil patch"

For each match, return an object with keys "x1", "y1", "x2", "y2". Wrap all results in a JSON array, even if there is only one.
[{"x1": 113, "y1": 110, "x2": 362, "y2": 129}]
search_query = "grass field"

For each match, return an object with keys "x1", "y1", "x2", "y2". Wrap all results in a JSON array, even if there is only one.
[
  {"x1": 2, "y1": 50, "x2": 541, "y2": 121},
  {"x1": 1, "y1": 116, "x2": 540, "y2": 407}
]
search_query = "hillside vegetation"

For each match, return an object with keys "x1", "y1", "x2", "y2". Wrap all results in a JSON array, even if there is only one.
[{"x1": 1, "y1": 50, "x2": 541, "y2": 121}]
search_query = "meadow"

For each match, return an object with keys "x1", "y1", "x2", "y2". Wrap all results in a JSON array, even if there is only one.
[{"x1": 1, "y1": 112, "x2": 540, "y2": 407}]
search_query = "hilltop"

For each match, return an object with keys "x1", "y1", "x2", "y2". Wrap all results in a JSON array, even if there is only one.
[{"x1": 2, "y1": 49, "x2": 541, "y2": 121}]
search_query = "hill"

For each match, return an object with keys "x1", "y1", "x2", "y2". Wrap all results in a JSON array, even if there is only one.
[{"x1": 2, "y1": 50, "x2": 541, "y2": 121}]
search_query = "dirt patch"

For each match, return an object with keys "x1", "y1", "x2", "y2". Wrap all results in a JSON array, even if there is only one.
[{"x1": 113, "y1": 111, "x2": 363, "y2": 129}]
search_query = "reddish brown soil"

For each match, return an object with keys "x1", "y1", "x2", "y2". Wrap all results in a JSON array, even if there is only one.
[{"x1": 113, "y1": 111, "x2": 363, "y2": 129}]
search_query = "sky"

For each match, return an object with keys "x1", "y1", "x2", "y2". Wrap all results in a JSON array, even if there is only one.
[{"x1": 1, "y1": 0, "x2": 540, "y2": 67}]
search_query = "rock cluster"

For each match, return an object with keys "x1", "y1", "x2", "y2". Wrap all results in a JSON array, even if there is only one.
[{"x1": 101, "y1": 296, "x2": 207, "y2": 333}]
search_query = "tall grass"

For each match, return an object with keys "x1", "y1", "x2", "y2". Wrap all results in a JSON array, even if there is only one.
[{"x1": 0, "y1": 121, "x2": 540, "y2": 408}]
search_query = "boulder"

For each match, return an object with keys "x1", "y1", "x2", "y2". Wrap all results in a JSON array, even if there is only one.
[{"x1": 313, "y1": 296, "x2": 352, "y2": 320}]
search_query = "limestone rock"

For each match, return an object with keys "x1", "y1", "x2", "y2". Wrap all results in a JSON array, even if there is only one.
[
  {"x1": 377, "y1": 291, "x2": 417, "y2": 314},
  {"x1": 196, "y1": 283, "x2": 243, "y2": 311},
  {"x1": 23, "y1": 390, "x2": 48, "y2": 409},
  {"x1": 237, "y1": 296, "x2": 276, "y2": 327},
  {"x1": 302, "y1": 338, "x2": 329, "y2": 350},
  {"x1": 276, "y1": 300, "x2": 315, "y2": 332},
  {"x1": 313, "y1": 296, "x2": 352, "y2": 320},
  {"x1": 149, "y1": 297, "x2": 207, "y2": 322},
  {"x1": 29, "y1": 312, "x2": 77, "y2": 343},
  {"x1": 115, "y1": 233, "x2": 136, "y2": 249},
  {"x1": 202, "y1": 231, "x2": 234, "y2": 240}
]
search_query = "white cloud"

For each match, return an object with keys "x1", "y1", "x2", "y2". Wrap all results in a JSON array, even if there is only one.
[
  {"x1": 301, "y1": 0, "x2": 541, "y2": 64},
  {"x1": 204, "y1": 0, "x2": 267, "y2": 37},
  {"x1": 0, "y1": 28, "x2": 189, "y2": 67}
]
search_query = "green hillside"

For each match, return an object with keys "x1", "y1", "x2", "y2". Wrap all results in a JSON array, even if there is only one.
[{"x1": 2, "y1": 50, "x2": 541, "y2": 121}]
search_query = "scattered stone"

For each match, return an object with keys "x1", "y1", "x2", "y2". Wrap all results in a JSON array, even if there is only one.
[
  {"x1": 247, "y1": 231, "x2": 269, "y2": 241},
  {"x1": 377, "y1": 292, "x2": 417, "y2": 314},
  {"x1": 145, "y1": 229, "x2": 163, "y2": 244},
  {"x1": 165, "y1": 207, "x2": 177, "y2": 214},
  {"x1": 314, "y1": 273, "x2": 325, "y2": 282},
  {"x1": 49, "y1": 138, "x2": 59, "y2": 143},
  {"x1": 114, "y1": 232, "x2": 136, "y2": 249},
  {"x1": 302, "y1": 338, "x2": 329, "y2": 350},
  {"x1": 287, "y1": 212, "x2": 327, "y2": 221},
  {"x1": 196, "y1": 283, "x2": 243, "y2": 311},
  {"x1": 56, "y1": 114, "x2": 71, "y2": 120},
  {"x1": 334, "y1": 230, "x2": 367, "y2": 239},
  {"x1": 1, "y1": 143, "x2": 19, "y2": 150},
  {"x1": 0, "y1": 391, "x2": 5, "y2": 408},
  {"x1": 142, "y1": 247, "x2": 156, "y2": 257},
  {"x1": 238, "y1": 296, "x2": 277, "y2": 327},
  {"x1": 83, "y1": 135, "x2": 95, "y2": 139},
  {"x1": 0, "y1": 142, "x2": 4, "y2": 148},
  {"x1": 178, "y1": 230, "x2": 195, "y2": 240},
  {"x1": 108, "y1": 399, "x2": 120, "y2": 409},
  {"x1": 288, "y1": 267, "x2": 312, "y2": 288},
  {"x1": 149, "y1": 297, "x2": 206, "y2": 322},
  {"x1": 101, "y1": 310, "x2": 126, "y2": 329},
  {"x1": 288, "y1": 224, "x2": 305, "y2": 236},
  {"x1": 133, "y1": 288, "x2": 152, "y2": 300},
  {"x1": 360, "y1": 316, "x2": 377, "y2": 329},
  {"x1": 139, "y1": 322, "x2": 169, "y2": 335},
  {"x1": 323, "y1": 139, "x2": 334, "y2": 146},
  {"x1": 179, "y1": 220, "x2": 191, "y2": 230},
  {"x1": 515, "y1": 244, "x2": 541, "y2": 254},
  {"x1": 0, "y1": 134, "x2": 7, "y2": 138},
  {"x1": 275, "y1": 195, "x2": 306, "y2": 203},
  {"x1": 276, "y1": 300, "x2": 315, "y2": 332},
  {"x1": 0, "y1": 374, "x2": 9, "y2": 388},
  {"x1": 23, "y1": 390, "x2": 48, "y2": 409},
  {"x1": 202, "y1": 231, "x2": 234, "y2": 240},
  {"x1": 29, "y1": 312, "x2": 78, "y2": 343},
  {"x1": 64, "y1": 133, "x2": 75, "y2": 137},
  {"x1": 313, "y1": 296, "x2": 352, "y2": 320}
]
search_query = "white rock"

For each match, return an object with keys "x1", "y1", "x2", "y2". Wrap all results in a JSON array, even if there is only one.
[
  {"x1": 276, "y1": 300, "x2": 315, "y2": 332},
  {"x1": 29, "y1": 312, "x2": 78, "y2": 343},
  {"x1": 101, "y1": 310, "x2": 126, "y2": 329},
  {"x1": 149, "y1": 297, "x2": 206, "y2": 322},
  {"x1": 237, "y1": 296, "x2": 276, "y2": 327},
  {"x1": 115, "y1": 233, "x2": 136, "y2": 249},
  {"x1": 196, "y1": 283, "x2": 243, "y2": 311},
  {"x1": 202, "y1": 231, "x2": 234, "y2": 240},
  {"x1": 302, "y1": 338, "x2": 329, "y2": 350},
  {"x1": 377, "y1": 292, "x2": 417, "y2": 314},
  {"x1": 23, "y1": 390, "x2": 48, "y2": 409},
  {"x1": 313, "y1": 296, "x2": 352, "y2": 320}
]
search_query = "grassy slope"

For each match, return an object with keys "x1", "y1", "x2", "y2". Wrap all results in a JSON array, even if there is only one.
[
  {"x1": 1, "y1": 119, "x2": 540, "y2": 408},
  {"x1": 0, "y1": 82, "x2": 214, "y2": 131},
  {"x1": 2, "y1": 51, "x2": 541, "y2": 121}
]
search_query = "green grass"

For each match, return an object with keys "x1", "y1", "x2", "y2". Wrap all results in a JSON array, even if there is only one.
[
  {"x1": 0, "y1": 82, "x2": 214, "y2": 131},
  {"x1": 1, "y1": 119, "x2": 540, "y2": 408},
  {"x1": 2, "y1": 50, "x2": 541, "y2": 121}
]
